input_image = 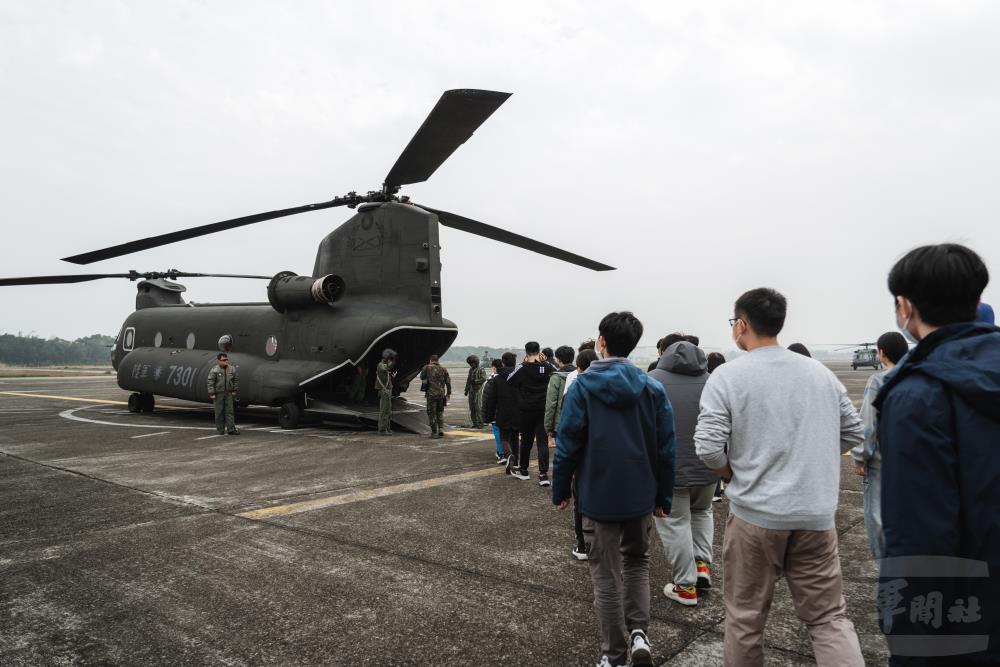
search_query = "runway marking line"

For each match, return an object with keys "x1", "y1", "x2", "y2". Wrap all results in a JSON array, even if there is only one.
[
  {"x1": 131, "y1": 431, "x2": 170, "y2": 439},
  {"x1": 238, "y1": 464, "x2": 519, "y2": 519},
  {"x1": 0, "y1": 391, "x2": 126, "y2": 405},
  {"x1": 0, "y1": 391, "x2": 198, "y2": 412}
]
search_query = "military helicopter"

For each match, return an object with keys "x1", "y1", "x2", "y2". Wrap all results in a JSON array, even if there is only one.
[
  {"x1": 844, "y1": 343, "x2": 881, "y2": 371},
  {"x1": 0, "y1": 89, "x2": 614, "y2": 431}
]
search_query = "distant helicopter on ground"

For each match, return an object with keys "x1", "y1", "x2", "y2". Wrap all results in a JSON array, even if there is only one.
[
  {"x1": 0, "y1": 89, "x2": 614, "y2": 431},
  {"x1": 844, "y1": 343, "x2": 881, "y2": 371}
]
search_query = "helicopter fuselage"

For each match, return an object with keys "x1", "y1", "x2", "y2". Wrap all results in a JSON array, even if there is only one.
[{"x1": 112, "y1": 202, "x2": 458, "y2": 411}]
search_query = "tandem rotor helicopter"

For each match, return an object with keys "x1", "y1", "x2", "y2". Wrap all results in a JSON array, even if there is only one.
[{"x1": 1, "y1": 89, "x2": 614, "y2": 431}]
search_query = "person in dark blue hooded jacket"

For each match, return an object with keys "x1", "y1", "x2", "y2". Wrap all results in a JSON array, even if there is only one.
[
  {"x1": 553, "y1": 311, "x2": 675, "y2": 667},
  {"x1": 874, "y1": 243, "x2": 1000, "y2": 666}
]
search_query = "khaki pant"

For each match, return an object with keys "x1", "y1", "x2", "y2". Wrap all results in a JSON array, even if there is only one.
[
  {"x1": 582, "y1": 514, "x2": 652, "y2": 666},
  {"x1": 722, "y1": 513, "x2": 863, "y2": 667}
]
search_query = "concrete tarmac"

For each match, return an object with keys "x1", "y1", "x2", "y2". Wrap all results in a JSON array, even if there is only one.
[{"x1": 0, "y1": 362, "x2": 886, "y2": 665}]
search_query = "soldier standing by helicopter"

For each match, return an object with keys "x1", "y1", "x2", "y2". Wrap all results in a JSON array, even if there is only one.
[
  {"x1": 376, "y1": 349, "x2": 397, "y2": 435},
  {"x1": 423, "y1": 354, "x2": 452, "y2": 438},
  {"x1": 207, "y1": 352, "x2": 240, "y2": 435},
  {"x1": 464, "y1": 355, "x2": 488, "y2": 429}
]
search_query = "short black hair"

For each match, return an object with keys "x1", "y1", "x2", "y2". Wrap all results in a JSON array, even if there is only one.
[
  {"x1": 578, "y1": 339, "x2": 596, "y2": 351},
  {"x1": 787, "y1": 343, "x2": 811, "y2": 358},
  {"x1": 217, "y1": 352, "x2": 228, "y2": 360},
  {"x1": 541, "y1": 347, "x2": 553, "y2": 359},
  {"x1": 525, "y1": 341, "x2": 540, "y2": 354},
  {"x1": 491, "y1": 358, "x2": 503, "y2": 371},
  {"x1": 598, "y1": 311, "x2": 643, "y2": 357},
  {"x1": 877, "y1": 331, "x2": 909, "y2": 365},
  {"x1": 660, "y1": 332, "x2": 699, "y2": 352},
  {"x1": 466, "y1": 354, "x2": 479, "y2": 366},
  {"x1": 576, "y1": 349, "x2": 598, "y2": 372},
  {"x1": 554, "y1": 345, "x2": 575, "y2": 365},
  {"x1": 706, "y1": 352, "x2": 726, "y2": 373},
  {"x1": 501, "y1": 352, "x2": 516, "y2": 367},
  {"x1": 734, "y1": 288, "x2": 787, "y2": 338},
  {"x1": 429, "y1": 354, "x2": 439, "y2": 363},
  {"x1": 888, "y1": 244, "x2": 989, "y2": 326}
]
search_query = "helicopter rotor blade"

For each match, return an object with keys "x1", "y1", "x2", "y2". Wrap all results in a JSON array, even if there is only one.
[
  {"x1": 383, "y1": 89, "x2": 512, "y2": 190},
  {"x1": 61, "y1": 198, "x2": 358, "y2": 265},
  {"x1": 419, "y1": 205, "x2": 615, "y2": 272},
  {"x1": 0, "y1": 271, "x2": 272, "y2": 286}
]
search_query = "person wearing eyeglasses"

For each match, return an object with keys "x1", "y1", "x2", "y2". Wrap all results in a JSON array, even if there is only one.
[
  {"x1": 696, "y1": 288, "x2": 864, "y2": 666},
  {"x1": 207, "y1": 352, "x2": 240, "y2": 435}
]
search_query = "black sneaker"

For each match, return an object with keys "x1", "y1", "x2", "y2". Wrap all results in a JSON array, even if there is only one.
[
  {"x1": 572, "y1": 544, "x2": 588, "y2": 561},
  {"x1": 538, "y1": 472, "x2": 550, "y2": 487},
  {"x1": 511, "y1": 469, "x2": 530, "y2": 481},
  {"x1": 227, "y1": 429, "x2": 240, "y2": 435}
]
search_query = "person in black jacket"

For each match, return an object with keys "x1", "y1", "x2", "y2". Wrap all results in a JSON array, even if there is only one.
[
  {"x1": 875, "y1": 243, "x2": 1000, "y2": 666},
  {"x1": 482, "y1": 353, "x2": 520, "y2": 468},
  {"x1": 507, "y1": 341, "x2": 553, "y2": 485}
]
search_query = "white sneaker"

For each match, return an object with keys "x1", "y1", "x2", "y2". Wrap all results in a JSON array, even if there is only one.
[
  {"x1": 629, "y1": 629, "x2": 652, "y2": 666},
  {"x1": 594, "y1": 656, "x2": 625, "y2": 667}
]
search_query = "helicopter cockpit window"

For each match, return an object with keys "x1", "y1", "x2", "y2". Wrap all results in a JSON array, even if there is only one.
[{"x1": 218, "y1": 335, "x2": 233, "y2": 353}]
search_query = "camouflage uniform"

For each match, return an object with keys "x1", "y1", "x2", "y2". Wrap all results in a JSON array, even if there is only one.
[
  {"x1": 423, "y1": 362, "x2": 452, "y2": 437},
  {"x1": 375, "y1": 360, "x2": 394, "y2": 433},
  {"x1": 464, "y1": 363, "x2": 488, "y2": 428},
  {"x1": 206, "y1": 363, "x2": 239, "y2": 434}
]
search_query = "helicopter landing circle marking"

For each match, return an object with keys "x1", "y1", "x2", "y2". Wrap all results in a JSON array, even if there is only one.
[{"x1": 59, "y1": 405, "x2": 217, "y2": 430}]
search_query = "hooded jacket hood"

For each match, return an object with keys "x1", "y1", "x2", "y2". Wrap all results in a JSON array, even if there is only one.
[
  {"x1": 656, "y1": 342, "x2": 708, "y2": 376},
  {"x1": 576, "y1": 357, "x2": 651, "y2": 409},
  {"x1": 877, "y1": 321, "x2": 1000, "y2": 420}
]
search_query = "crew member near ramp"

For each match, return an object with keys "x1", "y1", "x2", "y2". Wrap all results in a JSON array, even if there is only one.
[
  {"x1": 423, "y1": 354, "x2": 452, "y2": 438},
  {"x1": 376, "y1": 349, "x2": 397, "y2": 435},
  {"x1": 464, "y1": 354, "x2": 488, "y2": 429},
  {"x1": 207, "y1": 352, "x2": 239, "y2": 435}
]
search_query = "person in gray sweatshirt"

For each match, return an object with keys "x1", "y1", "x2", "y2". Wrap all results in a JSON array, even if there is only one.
[
  {"x1": 648, "y1": 338, "x2": 718, "y2": 607},
  {"x1": 695, "y1": 287, "x2": 865, "y2": 667}
]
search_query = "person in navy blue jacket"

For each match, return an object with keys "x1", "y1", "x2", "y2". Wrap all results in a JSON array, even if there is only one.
[
  {"x1": 875, "y1": 243, "x2": 1000, "y2": 666},
  {"x1": 553, "y1": 311, "x2": 676, "y2": 667}
]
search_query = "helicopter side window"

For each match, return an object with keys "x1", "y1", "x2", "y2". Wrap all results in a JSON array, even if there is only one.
[
  {"x1": 218, "y1": 335, "x2": 233, "y2": 353},
  {"x1": 123, "y1": 327, "x2": 135, "y2": 352}
]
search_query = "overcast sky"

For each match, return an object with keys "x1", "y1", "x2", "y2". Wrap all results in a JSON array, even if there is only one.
[{"x1": 1, "y1": 1, "x2": 998, "y2": 352}]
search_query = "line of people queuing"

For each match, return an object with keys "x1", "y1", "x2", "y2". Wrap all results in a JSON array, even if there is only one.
[{"x1": 471, "y1": 242, "x2": 999, "y2": 667}]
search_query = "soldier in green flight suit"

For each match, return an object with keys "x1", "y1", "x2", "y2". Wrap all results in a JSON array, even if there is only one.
[
  {"x1": 375, "y1": 349, "x2": 397, "y2": 435},
  {"x1": 423, "y1": 354, "x2": 452, "y2": 438},
  {"x1": 464, "y1": 354, "x2": 488, "y2": 429},
  {"x1": 207, "y1": 352, "x2": 240, "y2": 435}
]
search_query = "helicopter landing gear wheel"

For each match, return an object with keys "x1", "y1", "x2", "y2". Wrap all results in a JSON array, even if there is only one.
[
  {"x1": 128, "y1": 393, "x2": 142, "y2": 413},
  {"x1": 851, "y1": 364, "x2": 857, "y2": 371},
  {"x1": 140, "y1": 393, "x2": 155, "y2": 413},
  {"x1": 278, "y1": 402, "x2": 301, "y2": 429}
]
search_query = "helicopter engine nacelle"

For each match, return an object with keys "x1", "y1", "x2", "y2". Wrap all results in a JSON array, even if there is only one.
[{"x1": 267, "y1": 271, "x2": 346, "y2": 313}]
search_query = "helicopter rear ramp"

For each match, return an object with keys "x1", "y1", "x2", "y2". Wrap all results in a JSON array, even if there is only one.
[{"x1": 304, "y1": 397, "x2": 432, "y2": 434}]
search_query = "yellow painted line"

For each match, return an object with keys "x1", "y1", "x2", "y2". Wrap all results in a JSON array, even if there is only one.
[
  {"x1": 239, "y1": 464, "x2": 517, "y2": 519},
  {"x1": 0, "y1": 391, "x2": 126, "y2": 405},
  {"x1": 0, "y1": 391, "x2": 196, "y2": 411},
  {"x1": 445, "y1": 429, "x2": 493, "y2": 438}
]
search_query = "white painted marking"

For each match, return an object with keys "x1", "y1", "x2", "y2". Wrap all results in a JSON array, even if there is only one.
[
  {"x1": 59, "y1": 405, "x2": 217, "y2": 431},
  {"x1": 196, "y1": 434, "x2": 224, "y2": 440},
  {"x1": 131, "y1": 431, "x2": 170, "y2": 439}
]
